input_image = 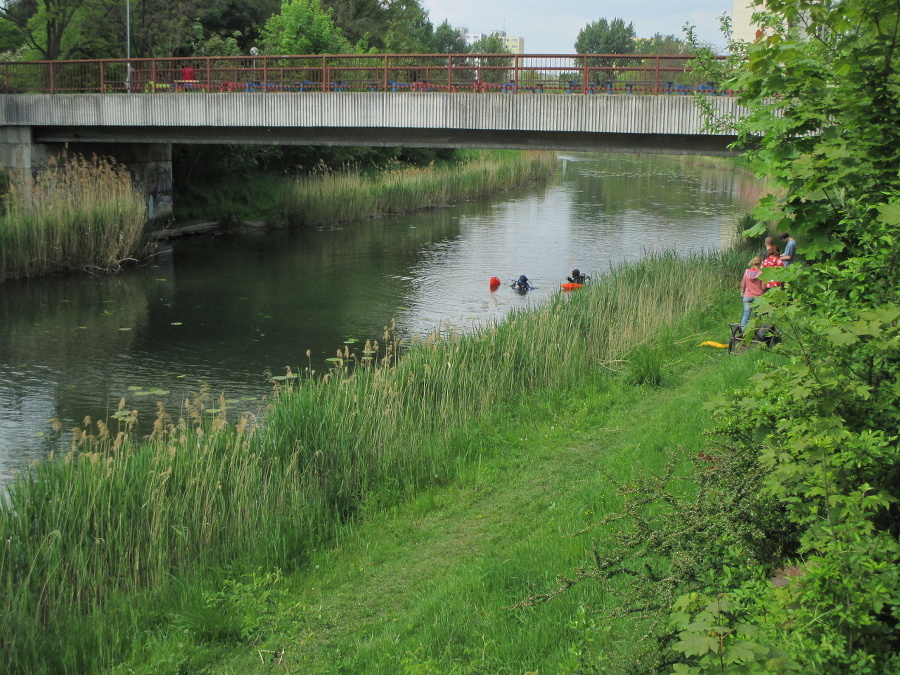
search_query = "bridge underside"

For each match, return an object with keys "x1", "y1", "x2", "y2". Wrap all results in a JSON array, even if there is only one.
[{"x1": 34, "y1": 126, "x2": 740, "y2": 156}]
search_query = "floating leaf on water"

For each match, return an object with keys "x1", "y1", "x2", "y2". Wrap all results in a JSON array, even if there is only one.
[
  {"x1": 148, "y1": 389, "x2": 169, "y2": 395},
  {"x1": 78, "y1": 326, "x2": 87, "y2": 330},
  {"x1": 271, "y1": 375, "x2": 287, "y2": 381},
  {"x1": 241, "y1": 396, "x2": 256, "y2": 401},
  {"x1": 128, "y1": 385, "x2": 143, "y2": 391},
  {"x1": 118, "y1": 327, "x2": 132, "y2": 331},
  {"x1": 177, "y1": 374, "x2": 187, "y2": 378},
  {"x1": 344, "y1": 338, "x2": 359, "y2": 344},
  {"x1": 225, "y1": 398, "x2": 240, "y2": 404},
  {"x1": 204, "y1": 408, "x2": 222, "y2": 414},
  {"x1": 133, "y1": 391, "x2": 152, "y2": 396},
  {"x1": 171, "y1": 322, "x2": 183, "y2": 326},
  {"x1": 156, "y1": 278, "x2": 167, "y2": 282},
  {"x1": 326, "y1": 357, "x2": 343, "y2": 363}
]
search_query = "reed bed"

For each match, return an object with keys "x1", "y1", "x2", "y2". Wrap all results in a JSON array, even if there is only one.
[
  {"x1": 280, "y1": 151, "x2": 557, "y2": 227},
  {"x1": 0, "y1": 249, "x2": 740, "y2": 674},
  {"x1": 0, "y1": 155, "x2": 148, "y2": 281}
]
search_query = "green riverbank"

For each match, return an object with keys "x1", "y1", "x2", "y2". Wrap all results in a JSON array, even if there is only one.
[
  {"x1": 1, "y1": 245, "x2": 774, "y2": 674},
  {"x1": 113, "y1": 298, "x2": 774, "y2": 675},
  {"x1": 174, "y1": 149, "x2": 557, "y2": 229},
  {"x1": 1, "y1": 150, "x2": 556, "y2": 281}
]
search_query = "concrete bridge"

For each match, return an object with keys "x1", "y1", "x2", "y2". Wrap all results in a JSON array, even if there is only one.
[
  {"x1": 0, "y1": 54, "x2": 746, "y2": 215},
  {"x1": 0, "y1": 90, "x2": 743, "y2": 153}
]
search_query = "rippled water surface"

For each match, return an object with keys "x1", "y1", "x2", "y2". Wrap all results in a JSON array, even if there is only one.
[{"x1": 0, "y1": 153, "x2": 762, "y2": 480}]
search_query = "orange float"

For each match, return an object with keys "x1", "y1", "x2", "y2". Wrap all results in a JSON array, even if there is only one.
[
  {"x1": 560, "y1": 283, "x2": 583, "y2": 291},
  {"x1": 489, "y1": 276, "x2": 502, "y2": 288}
]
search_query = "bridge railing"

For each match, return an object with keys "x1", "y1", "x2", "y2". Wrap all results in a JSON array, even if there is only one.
[{"x1": 0, "y1": 53, "x2": 730, "y2": 96}]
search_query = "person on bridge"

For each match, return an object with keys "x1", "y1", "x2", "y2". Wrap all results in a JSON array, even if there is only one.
[{"x1": 181, "y1": 65, "x2": 195, "y2": 80}]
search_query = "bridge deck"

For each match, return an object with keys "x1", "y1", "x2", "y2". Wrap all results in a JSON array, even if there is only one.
[{"x1": 1, "y1": 92, "x2": 745, "y2": 154}]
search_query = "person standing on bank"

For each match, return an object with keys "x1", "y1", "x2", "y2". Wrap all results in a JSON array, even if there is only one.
[
  {"x1": 761, "y1": 245, "x2": 785, "y2": 290},
  {"x1": 780, "y1": 233, "x2": 797, "y2": 266},
  {"x1": 740, "y1": 256, "x2": 765, "y2": 331}
]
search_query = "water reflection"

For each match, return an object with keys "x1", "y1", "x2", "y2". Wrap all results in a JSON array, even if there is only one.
[{"x1": 0, "y1": 153, "x2": 761, "y2": 479}]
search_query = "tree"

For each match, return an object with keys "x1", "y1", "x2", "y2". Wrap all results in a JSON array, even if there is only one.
[
  {"x1": 574, "y1": 17, "x2": 635, "y2": 55},
  {"x1": 468, "y1": 33, "x2": 510, "y2": 85},
  {"x1": 635, "y1": 32, "x2": 690, "y2": 56},
  {"x1": 468, "y1": 32, "x2": 507, "y2": 54},
  {"x1": 261, "y1": 0, "x2": 352, "y2": 54},
  {"x1": 574, "y1": 17, "x2": 635, "y2": 85},
  {"x1": 0, "y1": 0, "x2": 93, "y2": 59},
  {"x1": 380, "y1": 0, "x2": 432, "y2": 53},
  {"x1": 663, "y1": 2, "x2": 900, "y2": 670},
  {"x1": 430, "y1": 19, "x2": 466, "y2": 53},
  {"x1": 196, "y1": 0, "x2": 280, "y2": 52},
  {"x1": 319, "y1": 0, "x2": 386, "y2": 48}
]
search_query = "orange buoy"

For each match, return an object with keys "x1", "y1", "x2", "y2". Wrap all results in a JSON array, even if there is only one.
[
  {"x1": 489, "y1": 276, "x2": 502, "y2": 288},
  {"x1": 560, "y1": 283, "x2": 583, "y2": 291}
]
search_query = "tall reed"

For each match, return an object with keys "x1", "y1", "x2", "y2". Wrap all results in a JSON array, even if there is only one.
[
  {"x1": 0, "y1": 250, "x2": 741, "y2": 674},
  {"x1": 280, "y1": 151, "x2": 557, "y2": 227},
  {"x1": 0, "y1": 155, "x2": 148, "y2": 281}
]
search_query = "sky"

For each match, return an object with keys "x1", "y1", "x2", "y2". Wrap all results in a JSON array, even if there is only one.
[{"x1": 419, "y1": 0, "x2": 733, "y2": 54}]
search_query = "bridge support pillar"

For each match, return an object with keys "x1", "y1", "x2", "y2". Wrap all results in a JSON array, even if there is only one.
[
  {"x1": 0, "y1": 126, "x2": 36, "y2": 207},
  {"x1": 39, "y1": 141, "x2": 174, "y2": 220},
  {"x1": 0, "y1": 128, "x2": 173, "y2": 220}
]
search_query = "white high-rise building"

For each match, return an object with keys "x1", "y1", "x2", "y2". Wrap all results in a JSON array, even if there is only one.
[
  {"x1": 462, "y1": 29, "x2": 525, "y2": 54},
  {"x1": 731, "y1": 0, "x2": 760, "y2": 43}
]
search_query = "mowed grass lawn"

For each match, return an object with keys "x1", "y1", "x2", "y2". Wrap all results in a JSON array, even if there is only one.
[{"x1": 115, "y1": 287, "x2": 772, "y2": 675}]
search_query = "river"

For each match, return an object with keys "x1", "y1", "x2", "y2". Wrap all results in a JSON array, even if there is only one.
[{"x1": 0, "y1": 153, "x2": 763, "y2": 481}]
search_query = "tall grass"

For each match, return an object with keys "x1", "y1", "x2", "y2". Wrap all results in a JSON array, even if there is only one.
[
  {"x1": 280, "y1": 151, "x2": 557, "y2": 227},
  {"x1": 0, "y1": 155, "x2": 148, "y2": 281},
  {"x1": 0, "y1": 249, "x2": 742, "y2": 674}
]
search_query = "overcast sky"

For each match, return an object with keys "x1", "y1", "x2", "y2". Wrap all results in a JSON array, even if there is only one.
[{"x1": 420, "y1": 0, "x2": 732, "y2": 54}]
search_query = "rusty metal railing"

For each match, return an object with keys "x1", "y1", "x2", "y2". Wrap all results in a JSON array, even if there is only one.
[{"x1": 0, "y1": 53, "x2": 731, "y2": 96}]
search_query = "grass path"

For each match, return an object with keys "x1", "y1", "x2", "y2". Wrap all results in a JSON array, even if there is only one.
[{"x1": 145, "y1": 328, "x2": 768, "y2": 675}]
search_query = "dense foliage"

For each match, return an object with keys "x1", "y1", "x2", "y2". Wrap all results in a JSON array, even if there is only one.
[
  {"x1": 574, "y1": 18, "x2": 636, "y2": 55},
  {"x1": 678, "y1": 2, "x2": 900, "y2": 666},
  {"x1": 260, "y1": 0, "x2": 351, "y2": 55},
  {"x1": 559, "y1": 2, "x2": 900, "y2": 673}
]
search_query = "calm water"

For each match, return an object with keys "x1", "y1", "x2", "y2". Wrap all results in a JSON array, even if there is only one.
[{"x1": 0, "y1": 153, "x2": 761, "y2": 480}]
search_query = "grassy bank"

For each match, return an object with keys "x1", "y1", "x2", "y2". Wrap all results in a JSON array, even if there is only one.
[
  {"x1": 279, "y1": 150, "x2": 557, "y2": 227},
  {"x1": 173, "y1": 150, "x2": 557, "y2": 227},
  {"x1": 1, "y1": 247, "x2": 755, "y2": 674},
  {"x1": 0, "y1": 156, "x2": 148, "y2": 282}
]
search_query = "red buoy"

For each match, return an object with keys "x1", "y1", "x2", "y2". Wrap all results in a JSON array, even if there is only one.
[{"x1": 489, "y1": 276, "x2": 502, "y2": 288}]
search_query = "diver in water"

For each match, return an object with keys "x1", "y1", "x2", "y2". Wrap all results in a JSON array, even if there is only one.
[
  {"x1": 511, "y1": 274, "x2": 533, "y2": 291},
  {"x1": 566, "y1": 269, "x2": 589, "y2": 284}
]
